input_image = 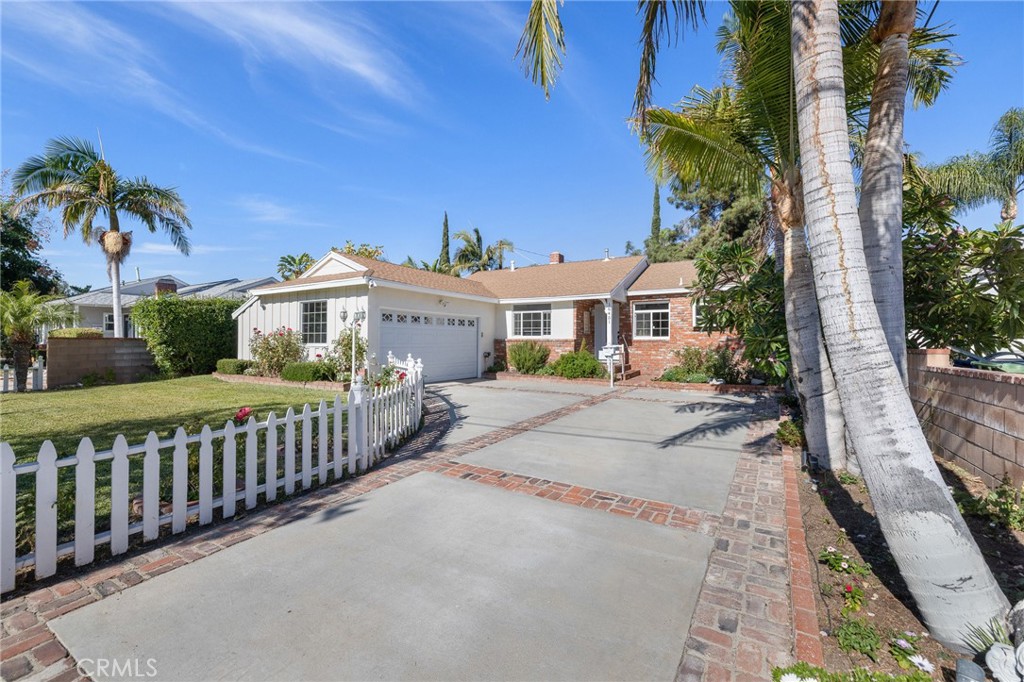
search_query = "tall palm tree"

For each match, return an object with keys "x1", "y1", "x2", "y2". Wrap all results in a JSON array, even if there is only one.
[
  {"x1": 0, "y1": 281, "x2": 76, "y2": 392},
  {"x1": 12, "y1": 137, "x2": 191, "y2": 338},
  {"x1": 929, "y1": 108, "x2": 1024, "y2": 222},
  {"x1": 277, "y1": 253, "x2": 315, "y2": 280},
  {"x1": 791, "y1": 0, "x2": 1008, "y2": 648}
]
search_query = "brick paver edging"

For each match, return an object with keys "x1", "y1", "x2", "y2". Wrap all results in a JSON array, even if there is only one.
[
  {"x1": 782, "y1": 446, "x2": 826, "y2": 666},
  {"x1": 676, "y1": 400, "x2": 797, "y2": 682}
]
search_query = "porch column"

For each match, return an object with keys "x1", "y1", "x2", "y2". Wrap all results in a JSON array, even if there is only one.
[{"x1": 604, "y1": 298, "x2": 613, "y2": 350}]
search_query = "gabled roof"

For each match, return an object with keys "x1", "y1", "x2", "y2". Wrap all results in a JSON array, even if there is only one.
[
  {"x1": 468, "y1": 256, "x2": 646, "y2": 300},
  {"x1": 177, "y1": 277, "x2": 278, "y2": 300},
  {"x1": 253, "y1": 253, "x2": 494, "y2": 298},
  {"x1": 628, "y1": 260, "x2": 699, "y2": 293}
]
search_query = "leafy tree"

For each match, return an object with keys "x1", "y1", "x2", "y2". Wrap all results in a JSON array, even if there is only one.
[
  {"x1": 666, "y1": 180, "x2": 765, "y2": 259},
  {"x1": 334, "y1": 241, "x2": 385, "y2": 259},
  {"x1": 1, "y1": 191, "x2": 65, "y2": 294},
  {"x1": 277, "y1": 252, "x2": 314, "y2": 280},
  {"x1": 0, "y1": 281, "x2": 76, "y2": 391},
  {"x1": 692, "y1": 242, "x2": 787, "y2": 382},
  {"x1": 12, "y1": 137, "x2": 192, "y2": 338},
  {"x1": 929, "y1": 108, "x2": 1024, "y2": 222}
]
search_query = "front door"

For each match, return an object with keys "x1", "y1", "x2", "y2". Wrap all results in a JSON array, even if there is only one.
[{"x1": 592, "y1": 303, "x2": 619, "y2": 354}]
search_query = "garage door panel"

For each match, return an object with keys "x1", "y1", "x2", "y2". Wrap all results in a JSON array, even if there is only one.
[{"x1": 379, "y1": 310, "x2": 478, "y2": 382}]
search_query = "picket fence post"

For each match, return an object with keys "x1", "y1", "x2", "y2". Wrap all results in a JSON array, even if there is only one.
[
  {"x1": 333, "y1": 396, "x2": 344, "y2": 480},
  {"x1": 199, "y1": 426, "x2": 214, "y2": 525},
  {"x1": 266, "y1": 412, "x2": 278, "y2": 502},
  {"x1": 317, "y1": 400, "x2": 328, "y2": 486},
  {"x1": 143, "y1": 432, "x2": 160, "y2": 541},
  {"x1": 245, "y1": 418, "x2": 258, "y2": 510},
  {"x1": 1, "y1": 443, "x2": 16, "y2": 592},
  {"x1": 223, "y1": 421, "x2": 237, "y2": 519},
  {"x1": 348, "y1": 378, "x2": 363, "y2": 474},
  {"x1": 75, "y1": 439, "x2": 96, "y2": 565},
  {"x1": 110, "y1": 436, "x2": 129, "y2": 556},
  {"x1": 172, "y1": 428, "x2": 188, "y2": 533},
  {"x1": 1, "y1": 365, "x2": 9, "y2": 394}
]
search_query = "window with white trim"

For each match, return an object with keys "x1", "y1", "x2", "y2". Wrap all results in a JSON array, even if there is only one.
[
  {"x1": 301, "y1": 301, "x2": 328, "y2": 344},
  {"x1": 512, "y1": 304, "x2": 551, "y2": 337},
  {"x1": 103, "y1": 313, "x2": 132, "y2": 336},
  {"x1": 633, "y1": 301, "x2": 670, "y2": 339},
  {"x1": 692, "y1": 300, "x2": 718, "y2": 330}
]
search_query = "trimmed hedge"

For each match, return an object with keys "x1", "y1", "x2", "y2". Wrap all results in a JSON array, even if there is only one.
[
  {"x1": 48, "y1": 327, "x2": 103, "y2": 339},
  {"x1": 280, "y1": 361, "x2": 333, "y2": 383},
  {"x1": 216, "y1": 358, "x2": 251, "y2": 375},
  {"x1": 132, "y1": 297, "x2": 239, "y2": 376}
]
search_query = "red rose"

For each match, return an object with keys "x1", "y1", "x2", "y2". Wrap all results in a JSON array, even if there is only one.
[
  {"x1": 845, "y1": 584, "x2": 853, "y2": 593},
  {"x1": 234, "y1": 407, "x2": 253, "y2": 424}
]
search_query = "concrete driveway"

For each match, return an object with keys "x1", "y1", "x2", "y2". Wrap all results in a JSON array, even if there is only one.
[{"x1": 49, "y1": 380, "x2": 760, "y2": 681}]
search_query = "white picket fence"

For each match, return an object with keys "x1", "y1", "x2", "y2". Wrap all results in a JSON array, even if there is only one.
[
  {"x1": 1, "y1": 357, "x2": 45, "y2": 393},
  {"x1": 0, "y1": 355, "x2": 425, "y2": 593}
]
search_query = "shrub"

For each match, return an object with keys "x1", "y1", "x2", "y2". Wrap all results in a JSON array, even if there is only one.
[
  {"x1": 772, "y1": 661, "x2": 931, "y2": 681},
  {"x1": 48, "y1": 327, "x2": 103, "y2": 339},
  {"x1": 550, "y1": 350, "x2": 606, "y2": 379},
  {"x1": 216, "y1": 359, "x2": 251, "y2": 375},
  {"x1": 249, "y1": 326, "x2": 304, "y2": 377},
  {"x1": 331, "y1": 328, "x2": 367, "y2": 378},
  {"x1": 776, "y1": 419, "x2": 805, "y2": 448},
  {"x1": 658, "y1": 346, "x2": 745, "y2": 384},
  {"x1": 281, "y1": 361, "x2": 333, "y2": 382},
  {"x1": 835, "y1": 618, "x2": 881, "y2": 662},
  {"x1": 132, "y1": 297, "x2": 239, "y2": 376},
  {"x1": 659, "y1": 367, "x2": 709, "y2": 383},
  {"x1": 507, "y1": 341, "x2": 549, "y2": 374},
  {"x1": 485, "y1": 359, "x2": 506, "y2": 373}
]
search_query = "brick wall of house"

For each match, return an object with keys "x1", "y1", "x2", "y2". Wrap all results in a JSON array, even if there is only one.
[
  {"x1": 47, "y1": 338, "x2": 155, "y2": 388},
  {"x1": 574, "y1": 300, "x2": 600, "y2": 353},
  {"x1": 909, "y1": 349, "x2": 1024, "y2": 489},
  {"x1": 622, "y1": 293, "x2": 734, "y2": 377},
  {"x1": 493, "y1": 338, "x2": 578, "y2": 370}
]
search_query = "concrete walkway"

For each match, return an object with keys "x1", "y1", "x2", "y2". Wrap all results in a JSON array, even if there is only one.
[{"x1": 9, "y1": 380, "x2": 791, "y2": 682}]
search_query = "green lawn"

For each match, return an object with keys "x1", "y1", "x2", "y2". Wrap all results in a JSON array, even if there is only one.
[{"x1": 0, "y1": 375, "x2": 345, "y2": 460}]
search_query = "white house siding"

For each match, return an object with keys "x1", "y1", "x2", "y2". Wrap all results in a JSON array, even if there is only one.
[
  {"x1": 496, "y1": 300, "x2": 575, "y2": 340},
  {"x1": 367, "y1": 286, "x2": 496, "y2": 377},
  {"x1": 236, "y1": 285, "x2": 369, "y2": 360}
]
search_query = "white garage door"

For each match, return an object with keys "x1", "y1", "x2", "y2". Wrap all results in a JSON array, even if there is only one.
[{"x1": 379, "y1": 310, "x2": 479, "y2": 382}]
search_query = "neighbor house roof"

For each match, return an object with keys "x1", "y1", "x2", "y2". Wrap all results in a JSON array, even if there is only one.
[
  {"x1": 63, "y1": 291, "x2": 147, "y2": 307},
  {"x1": 628, "y1": 260, "x2": 699, "y2": 293},
  {"x1": 468, "y1": 256, "x2": 646, "y2": 300},
  {"x1": 254, "y1": 254, "x2": 494, "y2": 298},
  {"x1": 177, "y1": 277, "x2": 278, "y2": 300},
  {"x1": 58, "y1": 275, "x2": 278, "y2": 307}
]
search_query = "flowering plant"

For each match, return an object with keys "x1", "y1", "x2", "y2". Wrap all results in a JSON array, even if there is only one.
[
  {"x1": 818, "y1": 546, "x2": 870, "y2": 577},
  {"x1": 249, "y1": 327, "x2": 304, "y2": 376},
  {"x1": 233, "y1": 407, "x2": 254, "y2": 426},
  {"x1": 841, "y1": 583, "x2": 864, "y2": 616},
  {"x1": 888, "y1": 631, "x2": 924, "y2": 670}
]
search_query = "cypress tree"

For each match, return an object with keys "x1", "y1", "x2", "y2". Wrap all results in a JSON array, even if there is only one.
[
  {"x1": 650, "y1": 183, "x2": 661, "y2": 238},
  {"x1": 440, "y1": 212, "x2": 451, "y2": 268}
]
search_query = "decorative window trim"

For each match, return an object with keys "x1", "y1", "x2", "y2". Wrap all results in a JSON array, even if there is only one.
[
  {"x1": 512, "y1": 304, "x2": 552, "y2": 337},
  {"x1": 633, "y1": 301, "x2": 670, "y2": 339},
  {"x1": 300, "y1": 300, "x2": 328, "y2": 345}
]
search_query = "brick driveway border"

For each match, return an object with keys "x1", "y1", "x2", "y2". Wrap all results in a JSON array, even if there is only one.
[{"x1": 2, "y1": 385, "x2": 818, "y2": 682}]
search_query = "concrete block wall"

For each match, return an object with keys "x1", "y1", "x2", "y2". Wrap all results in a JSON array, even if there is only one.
[
  {"x1": 909, "y1": 349, "x2": 1024, "y2": 489},
  {"x1": 47, "y1": 338, "x2": 156, "y2": 388}
]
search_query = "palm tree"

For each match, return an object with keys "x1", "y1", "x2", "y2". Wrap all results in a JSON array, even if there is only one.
[
  {"x1": 929, "y1": 108, "x2": 1024, "y2": 222},
  {"x1": 277, "y1": 253, "x2": 315, "y2": 280},
  {"x1": 12, "y1": 137, "x2": 191, "y2": 338},
  {"x1": 400, "y1": 256, "x2": 455, "y2": 274},
  {"x1": 0, "y1": 281, "x2": 76, "y2": 392},
  {"x1": 791, "y1": 0, "x2": 1008, "y2": 648},
  {"x1": 452, "y1": 228, "x2": 514, "y2": 274}
]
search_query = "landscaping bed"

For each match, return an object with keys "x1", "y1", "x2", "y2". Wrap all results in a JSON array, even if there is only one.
[
  {"x1": 796, "y1": 453, "x2": 1024, "y2": 679},
  {"x1": 212, "y1": 371, "x2": 350, "y2": 393}
]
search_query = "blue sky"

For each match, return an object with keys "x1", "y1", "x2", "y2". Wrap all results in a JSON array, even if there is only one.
[{"x1": 2, "y1": 1, "x2": 1022, "y2": 289}]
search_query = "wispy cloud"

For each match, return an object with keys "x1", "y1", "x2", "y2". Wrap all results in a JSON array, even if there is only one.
[
  {"x1": 231, "y1": 195, "x2": 331, "y2": 228},
  {"x1": 134, "y1": 243, "x2": 247, "y2": 257},
  {"x1": 164, "y1": 3, "x2": 418, "y2": 103},
  {"x1": 1, "y1": 2, "x2": 309, "y2": 164}
]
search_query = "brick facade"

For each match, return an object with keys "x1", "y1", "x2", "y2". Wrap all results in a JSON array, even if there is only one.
[
  {"x1": 493, "y1": 295, "x2": 734, "y2": 377},
  {"x1": 909, "y1": 349, "x2": 1024, "y2": 489},
  {"x1": 622, "y1": 293, "x2": 733, "y2": 377},
  {"x1": 46, "y1": 338, "x2": 155, "y2": 388}
]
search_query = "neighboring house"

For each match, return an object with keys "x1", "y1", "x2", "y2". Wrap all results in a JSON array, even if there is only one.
[
  {"x1": 46, "y1": 274, "x2": 278, "y2": 340},
  {"x1": 234, "y1": 250, "x2": 732, "y2": 382}
]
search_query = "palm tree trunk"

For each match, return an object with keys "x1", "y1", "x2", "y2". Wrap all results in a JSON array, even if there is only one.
[
  {"x1": 792, "y1": 0, "x2": 1009, "y2": 650},
  {"x1": 859, "y1": 0, "x2": 913, "y2": 383},
  {"x1": 1002, "y1": 193, "x2": 1017, "y2": 222},
  {"x1": 12, "y1": 342, "x2": 30, "y2": 393},
  {"x1": 111, "y1": 259, "x2": 124, "y2": 338},
  {"x1": 783, "y1": 226, "x2": 849, "y2": 470}
]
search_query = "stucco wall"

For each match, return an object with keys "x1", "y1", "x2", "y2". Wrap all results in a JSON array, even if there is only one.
[
  {"x1": 235, "y1": 285, "x2": 369, "y2": 360},
  {"x1": 47, "y1": 338, "x2": 154, "y2": 387},
  {"x1": 909, "y1": 349, "x2": 1024, "y2": 489},
  {"x1": 496, "y1": 300, "x2": 576, "y2": 340}
]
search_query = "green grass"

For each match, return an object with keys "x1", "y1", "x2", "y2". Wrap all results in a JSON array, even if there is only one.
[{"x1": 0, "y1": 375, "x2": 345, "y2": 460}]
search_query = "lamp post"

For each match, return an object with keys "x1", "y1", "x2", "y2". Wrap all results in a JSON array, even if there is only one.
[{"x1": 339, "y1": 309, "x2": 366, "y2": 381}]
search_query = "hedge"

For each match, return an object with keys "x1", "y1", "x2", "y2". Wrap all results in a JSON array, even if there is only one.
[
  {"x1": 280, "y1": 361, "x2": 333, "y2": 383},
  {"x1": 48, "y1": 327, "x2": 103, "y2": 339},
  {"x1": 216, "y1": 358, "x2": 251, "y2": 375},
  {"x1": 132, "y1": 297, "x2": 239, "y2": 376}
]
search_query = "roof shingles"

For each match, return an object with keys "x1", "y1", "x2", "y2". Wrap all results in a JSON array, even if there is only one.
[
  {"x1": 627, "y1": 260, "x2": 698, "y2": 293},
  {"x1": 468, "y1": 256, "x2": 645, "y2": 299}
]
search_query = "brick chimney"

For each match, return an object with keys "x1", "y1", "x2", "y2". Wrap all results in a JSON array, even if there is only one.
[
  {"x1": 549, "y1": 251, "x2": 565, "y2": 264},
  {"x1": 154, "y1": 278, "x2": 178, "y2": 296}
]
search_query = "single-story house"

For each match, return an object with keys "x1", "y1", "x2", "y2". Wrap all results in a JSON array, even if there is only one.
[
  {"x1": 234, "y1": 250, "x2": 732, "y2": 382},
  {"x1": 46, "y1": 274, "x2": 278, "y2": 340}
]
